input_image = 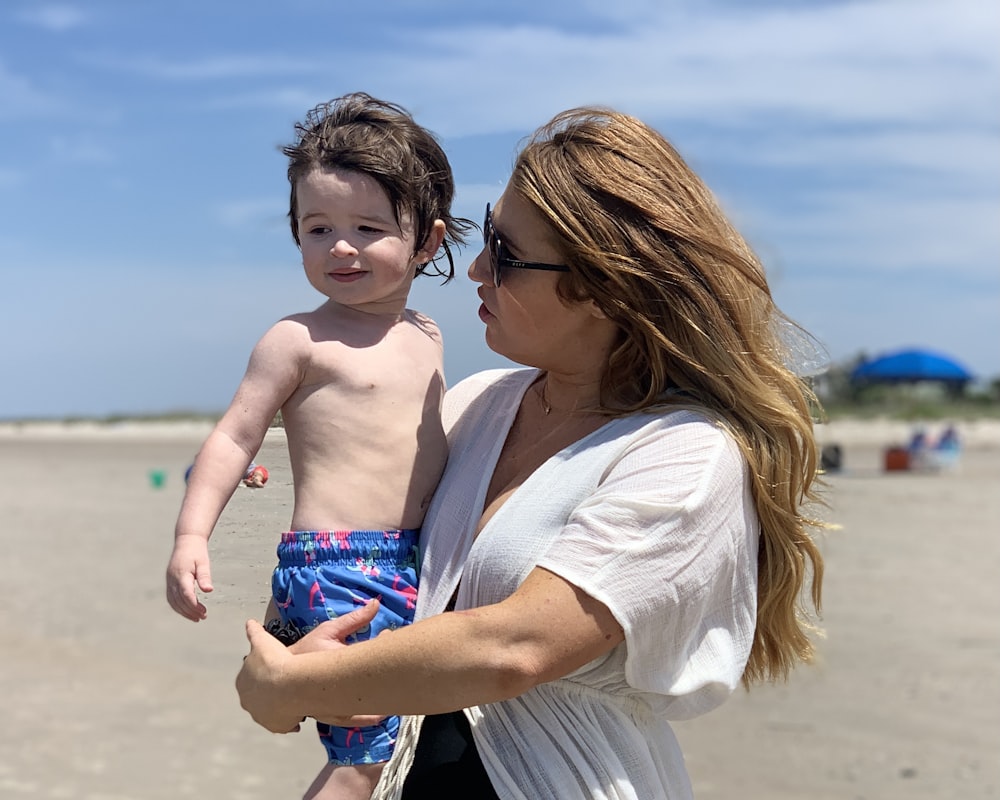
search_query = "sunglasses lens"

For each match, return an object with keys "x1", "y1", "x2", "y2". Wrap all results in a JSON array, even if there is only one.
[
  {"x1": 492, "y1": 234, "x2": 501, "y2": 286},
  {"x1": 485, "y1": 204, "x2": 501, "y2": 286}
]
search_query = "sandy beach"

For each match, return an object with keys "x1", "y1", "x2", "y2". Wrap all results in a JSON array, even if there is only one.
[{"x1": 1, "y1": 419, "x2": 998, "y2": 799}]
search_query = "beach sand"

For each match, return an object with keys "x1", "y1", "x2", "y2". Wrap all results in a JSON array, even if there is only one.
[{"x1": 1, "y1": 420, "x2": 997, "y2": 799}]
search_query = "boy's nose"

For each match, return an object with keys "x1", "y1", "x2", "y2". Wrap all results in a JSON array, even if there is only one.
[{"x1": 330, "y1": 239, "x2": 358, "y2": 257}]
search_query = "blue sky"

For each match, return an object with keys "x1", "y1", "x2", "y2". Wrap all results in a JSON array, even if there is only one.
[{"x1": 1, "y1": 0, "x2": 997, "y2": 419}]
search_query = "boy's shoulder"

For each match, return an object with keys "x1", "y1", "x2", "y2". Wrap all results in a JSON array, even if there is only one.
[
  {"x1": 271, "y1": 304, "x2": 367, "y2": 338},
  {"x1": 403, "y1": 308, "x2": 443, "y2": 346},
  {"x1": 259, "y1": 312, "x2": 314, "y2": 340},
  {"x1": 280, "y1": 305, "x2": 330, "y2": 326},
  {"x1": 252, "y1": 308, "x2": 341, "y2": 357},
  {"x1": 260, "y1": 305, "x2": 442, "y2": 352}
]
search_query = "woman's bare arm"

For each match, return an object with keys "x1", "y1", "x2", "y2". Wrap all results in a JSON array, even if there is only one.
[{"x1": 236, "y1": 566, "x2": 624, "y2": 733}]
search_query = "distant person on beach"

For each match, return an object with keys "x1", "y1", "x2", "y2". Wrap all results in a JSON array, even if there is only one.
[
  {"x1": 937, "y1": 424, "x2": 959, "y2": 448},
  {"x1": 932, "y1": 424, "x2": 962, "y2": 469},
  {"x1": 165, "y1": 93, "x2": 471, "y2": 800}
]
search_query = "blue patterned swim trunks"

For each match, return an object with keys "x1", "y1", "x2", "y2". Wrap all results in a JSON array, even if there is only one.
[{"x1": 271, "y1": 529, "x2": 419, "y2": 764}]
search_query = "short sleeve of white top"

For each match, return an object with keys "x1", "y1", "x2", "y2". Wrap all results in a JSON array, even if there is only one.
[{"x1": 413, "y1": 368, "x2": 760, "y2": 800}]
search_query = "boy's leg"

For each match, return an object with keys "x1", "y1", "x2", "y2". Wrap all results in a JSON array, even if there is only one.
[{"x1": 263, "y1": 596, "x2": 280, "y2": 626}]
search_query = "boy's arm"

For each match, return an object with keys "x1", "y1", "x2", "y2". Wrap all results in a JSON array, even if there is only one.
[{"x1": 166, "y1": 320, "x2": 307, "y2": 621}]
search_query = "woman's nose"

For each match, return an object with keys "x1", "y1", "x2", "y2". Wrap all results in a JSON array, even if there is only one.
[{"x1": 468, "y1": 247, "x2": 491, "y2": 284}]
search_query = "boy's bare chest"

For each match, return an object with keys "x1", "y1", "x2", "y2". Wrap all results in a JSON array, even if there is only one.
[{"x1": 303, "y1": 330, "x2": 439, "y2": 394}]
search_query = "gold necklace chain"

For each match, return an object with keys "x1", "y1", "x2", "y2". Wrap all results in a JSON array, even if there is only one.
[{"x1": 537, "y1": 380, "x2": 553, "y2": 415}]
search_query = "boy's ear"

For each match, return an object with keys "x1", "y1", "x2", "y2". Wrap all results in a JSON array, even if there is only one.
[{"x1": 414, "y1": 220, "x2": 447, "y2": 264}]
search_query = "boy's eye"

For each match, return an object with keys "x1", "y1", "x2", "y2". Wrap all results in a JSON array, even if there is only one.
[
  {"x1": 306, "y1": 226, "x2": 330, "y2": 236},
  {"x1": 359, "y1": 225, "x2": 384, "y2": 234}
]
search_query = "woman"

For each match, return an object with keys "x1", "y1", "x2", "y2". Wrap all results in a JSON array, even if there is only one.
[{"x1": 236, "y1": 107, "x2": 826, "y2": 799}]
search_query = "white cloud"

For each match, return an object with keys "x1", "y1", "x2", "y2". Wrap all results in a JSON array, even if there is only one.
[
  {"x1": 0, "y1": 61, "x2": 61, "y2": 119},
  {"x1": 15, "y1": 3, "x2": 88, "y2": 32},
  {"x1": 85, "y1": 53, "x2": 315, "y2": 81},
  {"x1": 48, "y1": 136, "x2": 114, "y2": 164},
  {"x1": 743, "y1": 188, "x2": 999, "y2": 286},
  {"x1": 200, "y1": 87, "x2": 325, "y2": 113},
  {"x1": 385, "y1": 0, "x2": 1000, "y2": 138},
  {"x1": 68, "y1": 2, "x2": 998, "y2": 138},
  {"x1": 702, "y1": 127, "x2": 1000, "y2": 183},
  {"x1": 0, "y1": 168, "x2": 22, "y2": 188},
  {"x1": 214, "y1": 199, "x2": 287, "y2": 230}
]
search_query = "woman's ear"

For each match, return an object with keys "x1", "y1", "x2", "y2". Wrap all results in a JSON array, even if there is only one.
[
  {"x1": 414, "y1": 220, "x2": 447, "y2": 264},
  {"x1": 586, "y1": 298, "x2": 609, "y2": 320}
]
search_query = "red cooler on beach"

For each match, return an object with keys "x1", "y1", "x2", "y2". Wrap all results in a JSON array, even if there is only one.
[{"x1": 884, "y1": 447, "x2": 910, "y2": 471}]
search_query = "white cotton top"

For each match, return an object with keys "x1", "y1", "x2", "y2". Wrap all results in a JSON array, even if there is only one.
[{"x1": 380, "y1": 368, "x2": 760, "y2": 800}]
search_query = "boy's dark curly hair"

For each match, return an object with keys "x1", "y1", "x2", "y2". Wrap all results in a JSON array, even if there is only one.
[{"x1": 283, "y1": 92, "x2": 474, "y2": 280}]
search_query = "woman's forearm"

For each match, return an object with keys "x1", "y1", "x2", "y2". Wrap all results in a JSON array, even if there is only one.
[
  {"x1": 275, "y1": 567, "x2": 625, "y2": 722},
  {"x1": 238, "y1": 568, "x2": 623, "y2": 731},
  {"x1": 281, "y1": 604, "x2": 532, "y2": 721}
]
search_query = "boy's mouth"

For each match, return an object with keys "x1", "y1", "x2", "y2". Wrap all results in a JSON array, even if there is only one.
[{"x1": 328, "y1": 269, "x2": 365, "y2": 283}]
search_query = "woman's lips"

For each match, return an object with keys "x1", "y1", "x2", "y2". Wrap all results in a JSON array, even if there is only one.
[{"x1": 476, "y1": 288, "x2": 495, "y2": 322}]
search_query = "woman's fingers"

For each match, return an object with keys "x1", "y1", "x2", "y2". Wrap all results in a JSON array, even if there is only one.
[
  {"x1": 237, "y1": 620, "x2": 303, "y2": 733},
  {"x1": 289, "y1": 599, "x2": 381, "y2": 655}
]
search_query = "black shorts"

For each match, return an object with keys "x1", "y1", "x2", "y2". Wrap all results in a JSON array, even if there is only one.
[{"x1": 401, "y1": 711, "x2": 501, "y2": 799}]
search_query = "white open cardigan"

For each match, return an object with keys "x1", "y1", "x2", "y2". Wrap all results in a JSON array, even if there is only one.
[{"x1": 375, "y1": 368, "x2": 759, "y2": 799}]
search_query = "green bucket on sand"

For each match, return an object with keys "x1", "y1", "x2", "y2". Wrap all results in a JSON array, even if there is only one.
[{"x1": 148, "y1": 469, "x2": 167, "y2": 489}]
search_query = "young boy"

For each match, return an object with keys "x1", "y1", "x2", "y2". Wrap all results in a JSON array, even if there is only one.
[{"x1": 165, "y1": 93, "x2": 471, "y2": 799}]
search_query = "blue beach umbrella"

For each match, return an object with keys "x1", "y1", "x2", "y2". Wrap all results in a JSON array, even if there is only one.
[{"x1": 850, "y1": 348, "x2": 974, "y2": 385}]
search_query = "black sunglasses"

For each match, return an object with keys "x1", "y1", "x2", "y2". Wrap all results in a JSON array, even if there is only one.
[{"x1": 483, "y1": 203, "x2": 569, "y2": 287}]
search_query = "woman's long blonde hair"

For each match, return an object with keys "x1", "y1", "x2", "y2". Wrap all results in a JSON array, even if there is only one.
[{"x1": 512, "y1": 108, "x2": 826, "y2": 686}]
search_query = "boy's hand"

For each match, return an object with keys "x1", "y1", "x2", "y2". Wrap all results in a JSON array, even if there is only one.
[{"x1": 165, "y1": 534, "x2": 214, "y2": 621}]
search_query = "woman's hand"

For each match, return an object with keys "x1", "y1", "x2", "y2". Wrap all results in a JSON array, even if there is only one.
[
  {"x1": 287, "y1": 600, "x2": 380, "y2": 656},
  {"x1": 284, "y1": 602, "x2": 388, "y2": 727},
  {"x1": 301, "y1": 603, "x2": 390, "y2": 727},
  {"x1": 236, "y1": 619, "x2": 303, "y2": 733},
  {"x1": 236, "y1": 601, "x2": 385, "y2": 732}
]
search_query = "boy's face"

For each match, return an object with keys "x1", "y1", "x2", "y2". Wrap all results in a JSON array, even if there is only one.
[{"x1": 295, "y1": 168, "x2": 428, "y2": 314}]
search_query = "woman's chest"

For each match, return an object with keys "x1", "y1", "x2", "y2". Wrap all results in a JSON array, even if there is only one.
[{"x1": 480, "y1": 411, "x2": 611, "y2": 532}]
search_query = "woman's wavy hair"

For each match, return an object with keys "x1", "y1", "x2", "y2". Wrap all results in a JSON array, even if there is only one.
[
  {"x1": 283, "y1": 92, "x2": 474, "y2": 280},
  {"x1": 511, "y1": 108, "x2": 826, "y2": 686}
]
